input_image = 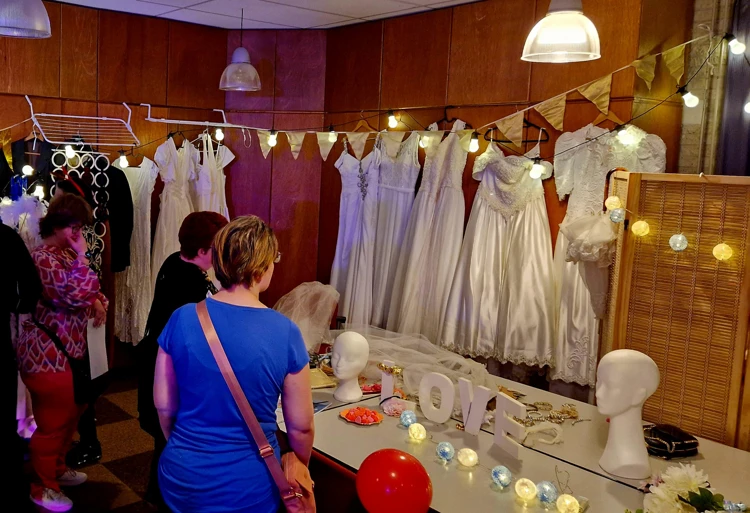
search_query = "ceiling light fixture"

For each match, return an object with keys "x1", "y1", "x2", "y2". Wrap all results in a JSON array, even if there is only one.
[
  {"x1": 220, "y1": 9, "x2": 261, "y2": 92},
  {"x1": 522, "y1": 0, "x2": 600, "y2": 63},
  {"x1": 0, "y1": 0, "x2": 51, "y2": 39}
]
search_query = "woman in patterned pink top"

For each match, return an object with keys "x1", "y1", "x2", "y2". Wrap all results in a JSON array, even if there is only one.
[{"x1": 17, "y1": 193, "x2": 107, "y2": 513}]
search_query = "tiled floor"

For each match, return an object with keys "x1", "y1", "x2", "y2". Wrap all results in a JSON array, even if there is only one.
[{"x1": 28, "y1": 375, "x2": 159, "y2": 513}]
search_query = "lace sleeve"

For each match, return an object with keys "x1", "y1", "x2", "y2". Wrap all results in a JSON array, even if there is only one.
[
  {"x1": 472, "y1": 145, "x2": 500, "y2": 181},
  {"x1": 553, "y1": 134, "x2": 578, "y2": 200},
  {"x1": 154, "y1": 141, "x2": 174, "y2": 182}
]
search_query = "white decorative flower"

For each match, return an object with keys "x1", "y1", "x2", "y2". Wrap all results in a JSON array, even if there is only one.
[
  {"x1": 660, "y1": 464, "x2": 710, "y2": 496},
  {"x1": 644, "y1": 483, "x2": 696, "y2": 513}
]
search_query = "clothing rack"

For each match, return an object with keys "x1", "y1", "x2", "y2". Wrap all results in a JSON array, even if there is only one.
[
  {"x1": 25, "y1": 96, "x2": 140, "y2": 148},
  {"x1": 141, "y1": 104, "x2": 257, "y2": 132}
]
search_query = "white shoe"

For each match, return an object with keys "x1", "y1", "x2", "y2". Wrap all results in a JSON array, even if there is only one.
[
  {"x1": 30, "y1": 488, "x2": 73, "y2": 512},
  {"x1": 58, "y1": 468, "x2": 88, "y2": 486}
]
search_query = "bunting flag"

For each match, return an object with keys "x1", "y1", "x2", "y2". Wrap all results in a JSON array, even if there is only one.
[
  {"x1": 257, "y1": 130, "x2": 274, "y2": 159},
  {"x1": 379, "y1": 131, "x2": 406, "y2": 158},
  {"x1": 662, "y1": 44, "x2": 685, "y2": 85},
  {"x1": 316, "y1": 132, "x2": 337, "y2": 161},
  {"x1": 495, "y1": 111, "x2": 524, "y2": 148},
  {"x1": 457, "y1": 130, "x2": 475, "y2": 153},
  {"x1": 632, "y1": 55, "x2": 657, "y2": 90},
  {"x1": 1, "y1": 129, "x2": 11, "y2": 167},
  {"x1": 345, "y1": 132, "x2": 369, "y2": 160},
  {"x1": 416, "y1": 129, "x2": 444, "y2": 157},
  {"x1": 577, "y1": 74, "x2": 612, "y2": 115},
  {"x1": 286, "y1": 132, "x2": 307, "y2": 160},
  {"x1": 534, "y1": 93, "x2": 567, "y2": 131}
]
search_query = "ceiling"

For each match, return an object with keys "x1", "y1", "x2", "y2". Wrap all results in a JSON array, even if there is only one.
[{"x1": 57, "y1": 0, "x2": 481, "y2": 29}]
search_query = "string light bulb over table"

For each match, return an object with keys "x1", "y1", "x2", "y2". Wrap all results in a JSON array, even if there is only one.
[
  {"x1": 713, "y1": 243, "x2": 733, "y2": 261},
  {"x1": 514, "y1": 478, "x2": 538, "y2": 503},
  {"x1": 408, "y1": 423, "x2": 427, "y2": 442},
  {"x1": 631, "y1": 220, "x2": 650, "y2": 236}
]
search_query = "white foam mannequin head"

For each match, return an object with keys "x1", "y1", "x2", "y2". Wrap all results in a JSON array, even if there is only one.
[
  {"x1": 596, "y1": 349, "x2": 660, "y2": 479},
  {"x1": 332, "y1": 332, "x2": 369, "y2": 403}
]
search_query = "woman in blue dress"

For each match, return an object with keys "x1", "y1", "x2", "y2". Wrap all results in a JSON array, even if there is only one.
[{"x1": 153, "y1": 215, "x2": 314, "y2": 512}]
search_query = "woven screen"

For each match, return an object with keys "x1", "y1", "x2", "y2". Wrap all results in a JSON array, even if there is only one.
[{"x1": 622, "y1": 177, "x2": 750, "y2": 445}]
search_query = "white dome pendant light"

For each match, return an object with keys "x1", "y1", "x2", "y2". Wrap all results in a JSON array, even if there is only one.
[
  {"x1": 220, "y1": 9, "x2": 261, "y2": 92},
  {"x1": 0, "y1": 0, "x2": 51, "y2": 39},
  {"x1": 522, "y1": 0, "x2": 601, "y2": 63}
]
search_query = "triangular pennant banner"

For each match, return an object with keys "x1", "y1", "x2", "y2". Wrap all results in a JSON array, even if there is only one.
[
  {"x1": 286, "y1": 132, "x2": 307, "y2": 160},
  {"x1": 458, "y1": 130, "x2": 474, "y2": 153},
  {"x1": 632, "y1": 55, "x2": 657, "y2": 91},
  {"x1": 415, "y1": 130, "x2": 444, "y2": 158},
  {"x1": 379, "y1": 131, "x2": 405, "y2": 159},
  {"x1": 662, "y1": 45, "x2": 685, "y2": 85},
  {"x1": 345, "y1": 132, "x2": 369, "y2": 160},
  {"x1": 495, "y1": 111, "x2": 524, "y2": 148},
  {"x1": 577, "y1": 74, "x2": 612, "y2": 115},
  {"x1": 1, "y1": 129, "x2": 11, "y2": 167},
  {"x1": 316, "y1": 132, "x2": 336, "y2": 161},
  {"x1": 257, "y1": 130, "x2": 273, "y2": 159},
  {"x1": 534, "y1": 93, "x2": 566, "y2": 131}
]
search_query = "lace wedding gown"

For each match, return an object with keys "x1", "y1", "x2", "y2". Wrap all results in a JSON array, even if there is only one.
[
  {"x1": 194, "y1": 133, "x2": 234, "y2": 219},
  {"x1": 552, "y1": 124, "x2": 666, "y2": 386},
  {"x1": 330, "y1": 141, "x2": 381, "y2": 326},
  {"x1": 388, "y1": 121, "x2": 468, "y2": 343},
  {"x1": 115, "y1": 157, "x2": 159, "y2": 344},
  {"x1": 371, "y1": 132, "x2": 420, "y2": 328},
  {"x1": 152, "y1": 138, "x2": 198, "y2": 288},
  {"x1": 440, "y1": 143, "x2": 555, "y2": 367}
]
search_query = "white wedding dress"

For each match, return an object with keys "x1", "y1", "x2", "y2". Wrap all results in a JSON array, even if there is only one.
[
  {"x1": 114, "y1": 157, "x2": 159, "y2": 344},
  {"x1": 440, "y1": 143, "x2": 556, "y2": 367},
  {"x1": 388, "y1": 121, "x2": 468, "y2": 343},
  {"x1": 329, "y1": 141, "x2": 381, "y2": 326},
  {"x1": 371, "y1": 132, "x2": 420, "y2": 328},
  {"x1": 194, "y1": 133, "x2": 234, "y2": 219},
  {"x1": 152, "y1": 138, "x2": 198, "y2": 288},
  {"x1": 552, "y1": 124, "x2": 666, "y2": 386}
]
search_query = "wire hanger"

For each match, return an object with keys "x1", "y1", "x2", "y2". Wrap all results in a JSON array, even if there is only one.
[
  {"x1": 434, "y1": 106, "x2": 473, "y2": 130},
  {"x1": 483, "y1": 118, "x2": 550, "y2": 144},
  {"x1": 352, "y1": 112, "x2": 377, "y2": 132}
]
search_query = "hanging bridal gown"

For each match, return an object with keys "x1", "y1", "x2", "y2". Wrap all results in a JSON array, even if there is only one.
[
  {"x1": 329, "y1": 141, "x2": 381, "y2": 326},
  {"x1": 552, "y1": 124, "x2": 666, "y2": 386},
  {"x1": 388, "y1": 121, "x2": 468, "y2": 343},
  {"x1": 371, "y1": 132, "x2": 420, "y2": 328},
  {"x1": 152, "y1": 138, "x2": 198, "y2": 288},
  {"x1": 440, "y1": 143, "x2": 556, "y2": 367},
  {"x1": 115, "y1": 157, "x2": 159, "y2": 344},
  {"x1": 195, "y1": 133, "x2": 235, "y2": 219}
]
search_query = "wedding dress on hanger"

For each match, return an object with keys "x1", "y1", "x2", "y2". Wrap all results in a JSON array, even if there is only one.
[
  {"x1": 195, "y1": 132, "x2": 234, "y2": 219},
  {"x1": 440, "y1": 143, "x2": 556, "y2": 368},
  {"x1": 388, "y1": 121, "x2": 468, "y2": 344}
]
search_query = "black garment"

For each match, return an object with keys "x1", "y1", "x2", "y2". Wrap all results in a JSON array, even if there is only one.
[
  {"x1": 0, "y1": 224, "x2": 42, "y2": 511},
  {"x1": 0, "y1": 138, "x2": 54, "y2": 196},
  {"x1": 138, "y1": 252, "x2": 213, "y2": 435},
  {"x1": 107, "y1": 166, "x2": 133, "y2": 272}
]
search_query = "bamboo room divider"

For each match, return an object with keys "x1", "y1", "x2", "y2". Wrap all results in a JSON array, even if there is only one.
[{"x1": 607, "y1": 172, "x2": 750, "y2": 450}]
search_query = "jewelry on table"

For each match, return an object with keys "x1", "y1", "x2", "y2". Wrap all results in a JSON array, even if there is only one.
[{"x1": 377, "y1": 362, "x2": 403, "y2": 376}]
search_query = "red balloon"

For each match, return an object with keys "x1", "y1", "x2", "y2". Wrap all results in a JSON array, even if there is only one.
[{"x1": 356, "y1": 449, "x2": 432, "y2": 513}]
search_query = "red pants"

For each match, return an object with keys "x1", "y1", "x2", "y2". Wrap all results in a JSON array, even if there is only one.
[{"x1": 22, "y1": 369, "x2": 85, "y2": 494}]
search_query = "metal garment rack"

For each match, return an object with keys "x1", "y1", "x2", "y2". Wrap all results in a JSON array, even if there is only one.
[
  {"x1": 26, "y1": 96, "x2": 140, "y2": 148},
  {"x1": 140, "y1": 104, "x2": 260, "y2": 132}
]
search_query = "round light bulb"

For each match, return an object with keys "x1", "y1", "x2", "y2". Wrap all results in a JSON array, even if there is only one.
[
  {"x1": 22, "y1": 165, "x2": 34, "y2": 176},
  {"x1": 436, "y1": 442, "x2": 455, "y2": 462},
  {"x1": 529, "y1": 163, "x2": 545, "y2": 179},
  {"x1": 728, "y1": 38, "x2": 746, "y2": 55},
  {"x1": 491, "y1": 466, "x2": 512, "y2": 488},
  {"x1": 713, "y1": 243, "x2": 733, "y2": 261},
  {"x1": 408, "y1": 422, "x2": 427, "y2": 441},
  {"x1": 682, "y1": 91, "x2": 700, "y2": 108},
  {"x1": 387, "y1": 111, "x2": 398, "y2": 129},
  {"x1": 537, "y1": 481, "x2": 559, "y2": 505},
  {"x1": 609, "y1": 208, "x2": 626, "y2": 223},
  {"x1": 617, "y1": 127, "x2": 636, "y2": 146},
  {"x1": 604, "y1": 196, "x2": 622, "y2": 210},
  {"x1": 631, "y1": 220, "x2": 650, "y2": 237},
  {"x1": 468, "y1": 133, "x2": 479, "y2": 153},
  {"x1": 515, "y1": 478, "x2": 537, "y2": 502},
  {"x1": 400, "y1": 410, "x2": 417, "y2": 427},
  {"x1": 456, "y1": 448, "x2": 478, "y2": 467},
  {"x1": 419, "y1": 135, "x2": 428, "y2": 149},
  {"x1": 744, "y1": 101, "x2": 750, "y2": 114},
  {"x1": 268, "y1": 131, "x2": 278, "y2": 148},
  {"x1": 669, "y1": 233, "x2": 688, "y2": 252},
  {"x1": 556, "y1": 494, "x2": 580, "y2": 513},
  {"x1": 328, "y1": 130, "x2": 337, "y2": 143},
  {"x1": 65, "y1": 145, "x2": 76, "y2": 159},
  {"x1": 215, "y1": 128, "x2": 224, "y2": 141},
  {"x1": 32, "y1": 185, "x2": 44, "y2": 199},
  {"x1": 119, "y1": 154, "x2": 129, "y2": 168}
]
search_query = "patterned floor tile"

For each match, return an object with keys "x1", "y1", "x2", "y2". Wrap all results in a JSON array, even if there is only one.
[
  {"x1": 63, "y1": 464, "x2": 142, "y2": 512},
  {"x1": 105, "y1": 390, "x2": 139, "y2": 419},
  {"x1": 103, "y1": 451, "x2": 155, "y2": 499},
  {"x1": 98, "y1": 419, "x2": 154, "y2": 463},
  {"x1": 110, "y1": 501, "x2": 158, "y2": 513},
  {"x1": 92, "y1": 397, "x2": 134, "y2": 427}
]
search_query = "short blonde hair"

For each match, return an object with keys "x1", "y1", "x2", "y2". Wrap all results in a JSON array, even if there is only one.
[{"x1": 212, "y1": 215, "x2": 278, "y2": 288}]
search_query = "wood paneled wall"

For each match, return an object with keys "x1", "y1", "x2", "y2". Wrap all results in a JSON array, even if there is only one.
[{"x1": 316, "y1": 0, "x2": 692, "y2": 285}]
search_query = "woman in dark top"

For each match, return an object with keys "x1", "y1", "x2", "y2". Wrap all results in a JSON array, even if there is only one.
[{"x1": 138, "y1": 211, "x2": 228, "y2": 508}]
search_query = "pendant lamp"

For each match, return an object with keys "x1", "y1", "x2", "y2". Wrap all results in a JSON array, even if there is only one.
[
  {"x1": 521, "y1": 0, "x2": 600, "y2": 63},
  {"x1": 220, "y1": 9, "x2": 261, "y2": 92},
  {"x1": 0, "y1": 0, "x2": 51, "y2": 39}
]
